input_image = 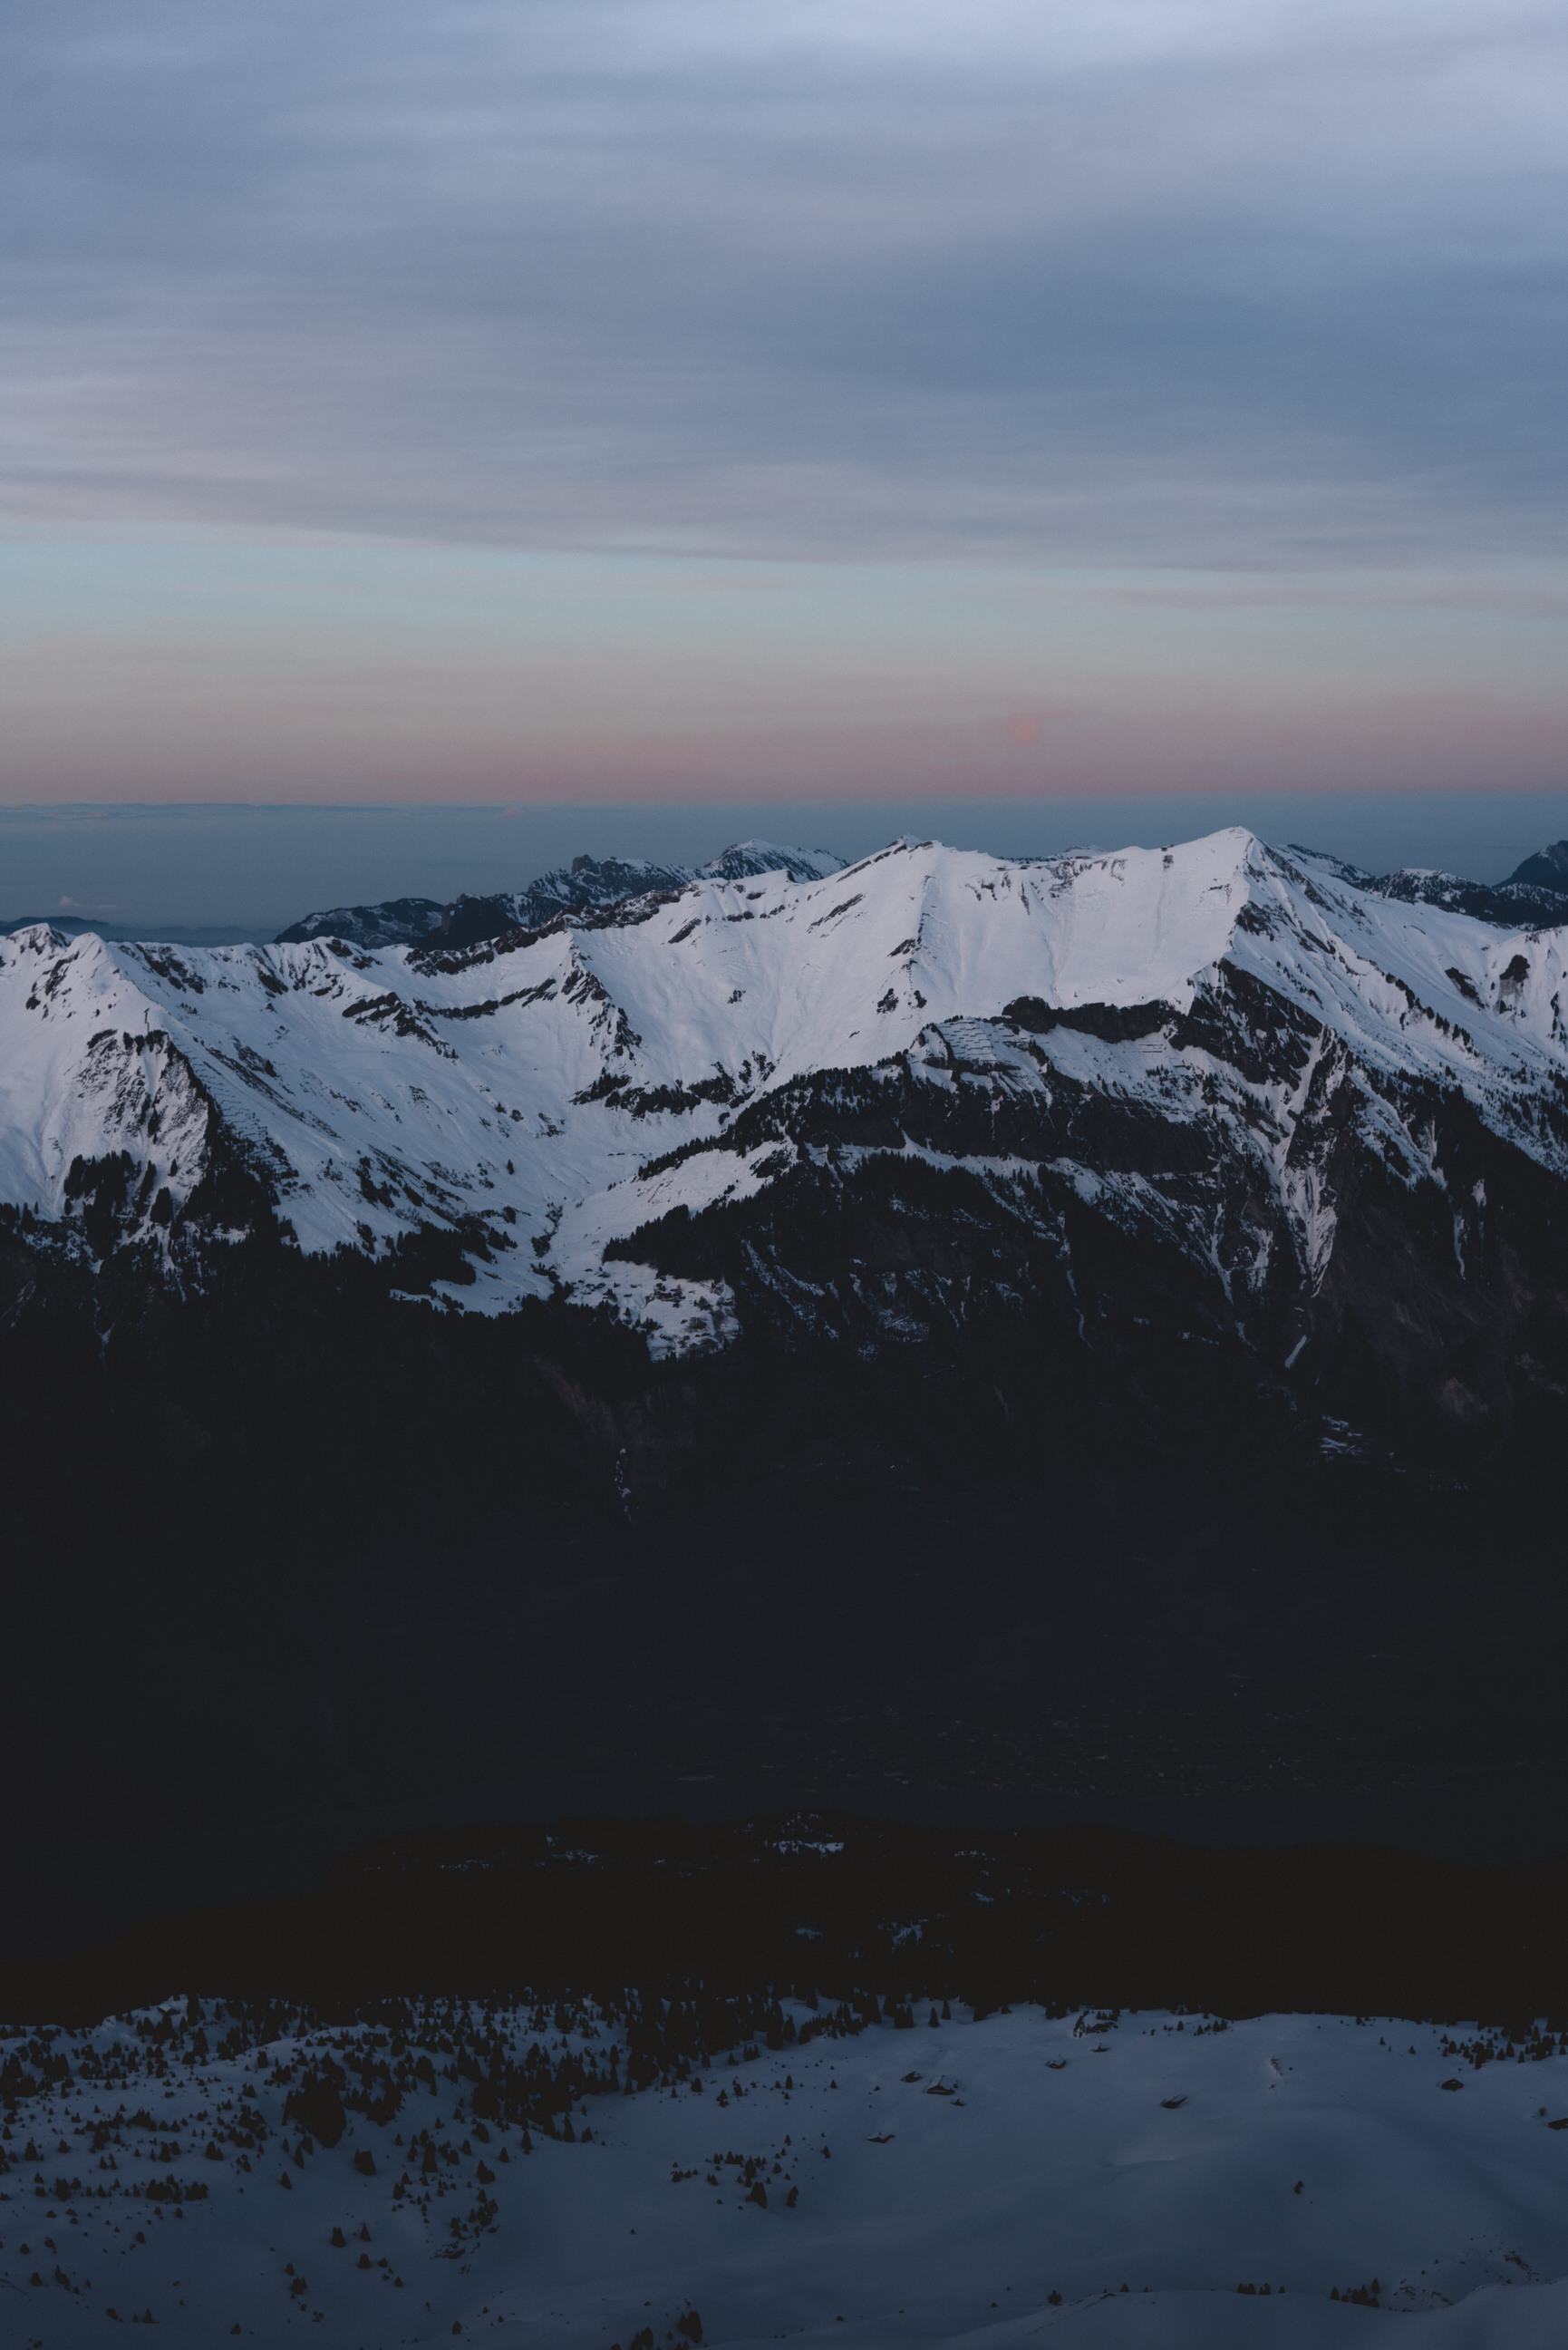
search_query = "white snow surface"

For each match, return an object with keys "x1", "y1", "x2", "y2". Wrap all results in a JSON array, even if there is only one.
[
  {"x1": 3, "y1": 831, "x2": 1567, "y2": 1353},
  {"x1": 8, "y1": 2000, "x2": 1568, "y2": 2345}
]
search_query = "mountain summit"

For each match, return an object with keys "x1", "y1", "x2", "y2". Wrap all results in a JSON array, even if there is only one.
[{"x1": 1507, "y1": 837, "x2": 1568, "y2": 892}]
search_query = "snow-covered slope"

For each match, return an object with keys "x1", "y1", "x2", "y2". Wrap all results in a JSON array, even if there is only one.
[
  {"x1": 4, "y1": 830, "x2": 1567, "y2": 1373},
  {"x1": 6, "y1": 1995, "x2": 1568, "y2": 2346}
]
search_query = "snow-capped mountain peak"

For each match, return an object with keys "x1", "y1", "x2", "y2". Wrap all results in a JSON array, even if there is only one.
[{"x1": 5, "y1": 830, "x2": 1567, "y2": 1384}]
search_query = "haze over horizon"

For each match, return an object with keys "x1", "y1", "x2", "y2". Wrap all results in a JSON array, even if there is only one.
[
  {"x1": 2, "y1": 0, "x2": 1564, "y2": 805},
  {"x1": 5, "y1": 791, "x2": 1568, "y2": 937}
]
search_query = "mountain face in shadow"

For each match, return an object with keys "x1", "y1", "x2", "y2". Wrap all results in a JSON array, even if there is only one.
[{"x1": 2, "y1": 830, "x2": 1565, "y2": 1892}]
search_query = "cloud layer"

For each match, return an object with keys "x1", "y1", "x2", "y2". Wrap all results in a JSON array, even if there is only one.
[{"x1": 5, "y1": 0, "x2": 1565, "y2": 563}]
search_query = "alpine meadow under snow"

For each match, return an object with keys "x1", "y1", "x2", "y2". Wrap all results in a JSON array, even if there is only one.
[{"x1": 8, "y1": 1990, "x2": 1568, "y2": 2348}]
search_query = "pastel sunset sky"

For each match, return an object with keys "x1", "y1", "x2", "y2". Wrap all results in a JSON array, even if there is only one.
[{"x1": 2, "y1": 0, "x2": 1564, "y2": 806}]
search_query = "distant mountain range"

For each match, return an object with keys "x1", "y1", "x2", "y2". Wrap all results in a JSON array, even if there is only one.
[
  {"x1": 272, "y1": 839, "x2": 848, "y2": 949},
  {"x1": 1292, "y1": 838, "x2": 1568, "y2": 928},
  {"x1": 5, "y1": 834, "x2": 1563, "y2": 950}
]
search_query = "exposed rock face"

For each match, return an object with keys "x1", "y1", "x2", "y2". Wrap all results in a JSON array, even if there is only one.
[{"x1": 605, "y1": 971, "x2": 1568, "y2": 1447}]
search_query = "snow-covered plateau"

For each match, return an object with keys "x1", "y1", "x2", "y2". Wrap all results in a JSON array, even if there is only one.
[
  {"x1": 7, "y1": 1996, "x2": 1568, "y2": 2347},
  {"x1": 4, "y1": 828, "x2": 1567, "y2": 1397}
]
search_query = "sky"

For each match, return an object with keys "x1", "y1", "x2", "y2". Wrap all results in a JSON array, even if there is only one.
[{"x1": 1, "y1": 0, "x2": 1564, "y2": 810}]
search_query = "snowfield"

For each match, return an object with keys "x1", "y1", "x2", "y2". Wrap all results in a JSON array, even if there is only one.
[
  {"x1": 7, "y1": 2001, "x2": 1568, "y2": 2346},
  {"x1": 3, "y1": 830, "x2": 1568, "y2": 1355}
]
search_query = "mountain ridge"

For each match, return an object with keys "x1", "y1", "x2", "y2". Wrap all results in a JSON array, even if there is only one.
[
  {"x1": 1290, "y1": 836, "x2": 1568, "y2": 928},
  {"x1": 273, "y1": 838, "x2": 848, "y2": 949},
  {"x1": 5, "y1": 826, "x2": 1568, "y2": 1452}
]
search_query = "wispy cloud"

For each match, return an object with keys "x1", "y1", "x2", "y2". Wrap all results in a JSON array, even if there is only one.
[{"x1": 2, "y1": 0, "x2": 1564, "y2": 565}]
